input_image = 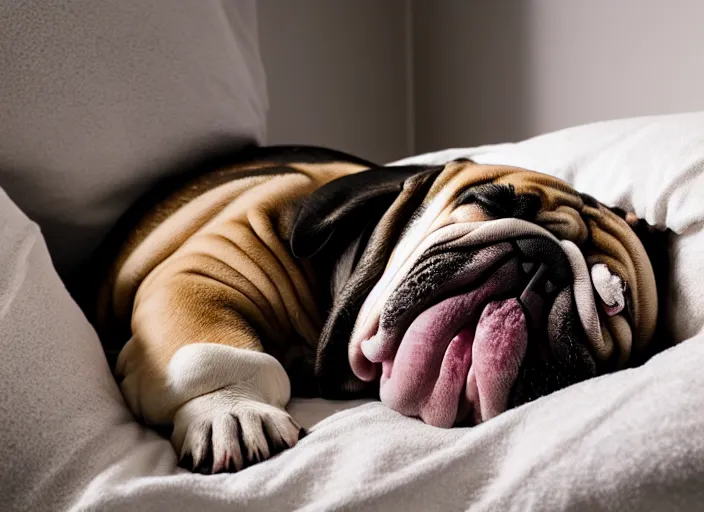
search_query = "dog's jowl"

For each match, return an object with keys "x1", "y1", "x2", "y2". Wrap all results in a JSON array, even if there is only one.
[{"x1": 86, "y1": 146, "x2": 664, "y2": 474}]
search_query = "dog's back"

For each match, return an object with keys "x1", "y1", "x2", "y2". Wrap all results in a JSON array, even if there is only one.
[{"x1": 86, "y1": 146, "x2": 375, "y2": 368}]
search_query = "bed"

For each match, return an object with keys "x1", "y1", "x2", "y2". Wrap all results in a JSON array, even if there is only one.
[{"x1": 2, "y1": 2, "x2": 704, "y2": 511}]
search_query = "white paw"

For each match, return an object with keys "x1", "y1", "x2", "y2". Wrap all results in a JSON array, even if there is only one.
[{"x1": 173, "y1": 390, "x2": 304, "y2": 474}]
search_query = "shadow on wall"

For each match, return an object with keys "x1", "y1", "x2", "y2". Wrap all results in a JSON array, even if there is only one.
[
  {"x1": 259, "y1": 1, "x2": 704, "y2": 159},
  {"x1": 258, "y1": 1, "x2": 530, "y2": 159},
  {"x1": 257, "y1": 0, "x2": 412, "y2": 164},
  {"x1": 412, "y1": 0, "x2": 704, "y2": 153},
  {"x1": 412, "y1": 1, "x2": 530, "y2": 153}
]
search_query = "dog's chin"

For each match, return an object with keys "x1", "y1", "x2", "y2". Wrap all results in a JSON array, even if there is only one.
[{"x1": 349, "y1": 243, "x2": 599, "y2": 429}]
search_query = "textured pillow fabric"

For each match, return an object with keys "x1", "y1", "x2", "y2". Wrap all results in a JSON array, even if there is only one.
[
  {"x1": 0, "y1": 187, "x2": 152, "y2": 512},
  {"x1": 0, "y1": 0, "x2": 267, "y2": 278}
]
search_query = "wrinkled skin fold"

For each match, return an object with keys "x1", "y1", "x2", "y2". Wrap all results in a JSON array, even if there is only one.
[
  {"x1": 302, "y1": 159, "x2": 658, "y2": 427},
  {"x1": 92, "y1": 147, "x2": 663, "y2": 474}
]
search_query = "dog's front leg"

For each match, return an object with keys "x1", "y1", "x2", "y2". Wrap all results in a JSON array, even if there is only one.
[
  {"x1": 169, "y1": 344, "x2": 303, "y2": 473},
  {"x1": 115, "y1": 272, "x2": 305, "y2": 474}
]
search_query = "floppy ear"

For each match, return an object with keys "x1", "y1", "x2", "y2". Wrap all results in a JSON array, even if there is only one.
[
  {"x1": 290, "y1": 165, "x2": 445, "y2": 259},
  {"x1": 291, "y1": 164, "x2": 445, "y2": 398},
  {"x1": 602, "y1": 205, "x2": 669, "y2": 279}
]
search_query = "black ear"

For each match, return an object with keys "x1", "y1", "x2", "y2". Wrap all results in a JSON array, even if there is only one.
[
  {"x1": 290, "y1": 165, "x2": 445, "y2": 258},
  {"x1": 291, "y1": 164, "x2": 445, "y2": 398},
  {"x1": 603, "y1": 203, "x2": 673, "y2": 360},
  {"x1": 604, "y1": 205, "x2": 670, "y2": 268}
]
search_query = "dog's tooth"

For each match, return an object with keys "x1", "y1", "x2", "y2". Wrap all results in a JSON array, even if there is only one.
[
  {"x1": 522, "y1": 262, "x2": 534, "y2": 274},
  {"x1": 590, "y1": 263, "x2": 625, "y2": 316},
  {"x1": 545, "y1": 280, "x2": 556, "y2": 294}
]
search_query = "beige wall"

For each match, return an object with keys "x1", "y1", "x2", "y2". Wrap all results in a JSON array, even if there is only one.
[
  {"x1": 413, "y1": 0, "x2": 704, "y2": 152},
  {"x1": 259, "y1": 1, "x2": 704, "y2": 158},
  {"x1": 257, "y1": 0, "x2": 412, "y2": 164}
]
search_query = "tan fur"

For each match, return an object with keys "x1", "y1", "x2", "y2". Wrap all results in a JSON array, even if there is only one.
[
  {"x1": 98, "y1": 160, "x2": 369, "y2": 424},
  {"x1": 97, "y1": 155, "x2": 657, "y2": 472}
]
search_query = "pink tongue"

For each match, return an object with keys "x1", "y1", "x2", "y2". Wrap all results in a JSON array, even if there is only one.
[
  {"x1": 467, "y1": 299, "x2": 528, "y2": 423},
  {"x1": 379, "y1": 294, "x2": 528, "y2": 428}
]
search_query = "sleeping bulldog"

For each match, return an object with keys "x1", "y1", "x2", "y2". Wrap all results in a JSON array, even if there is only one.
[{"x1": 86, "y1": 146, "x2": 668, "y2": 474}]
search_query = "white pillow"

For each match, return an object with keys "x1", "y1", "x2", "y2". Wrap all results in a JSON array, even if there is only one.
[
  {"x1": 394, "y1": 111, "x2": 704, "y2": 341},
  {"x1": 0, "y1": 188, "x2": 166, "y2": 511}
]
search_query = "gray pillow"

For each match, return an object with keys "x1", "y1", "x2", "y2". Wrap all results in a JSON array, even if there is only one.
[{"x1": 0, "y1": 0, "x2": 267, "y2": 279}]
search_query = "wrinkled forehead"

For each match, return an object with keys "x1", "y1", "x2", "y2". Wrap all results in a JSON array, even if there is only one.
[
  {"x1": 388, "y1": 161, "x2": 583, "y2": 261},
  {"x1": 417, "y1": 160, "x2": 583, "y2": 216}
]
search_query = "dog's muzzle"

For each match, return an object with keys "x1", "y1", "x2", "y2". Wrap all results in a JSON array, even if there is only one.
[{"x1": 349, "y1": 219, "x2": 611, "y2": 428}]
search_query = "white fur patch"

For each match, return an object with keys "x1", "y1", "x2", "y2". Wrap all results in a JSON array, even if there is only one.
[
  {"x1": 167, "y1": 344, "x2": 291, "y2": 411},
  {"x1": 167, "y1": 344, "x2": 300, "y2": 472},
  {"x1": 172, "y1": 385, "x2": 301, "y2": 471}
]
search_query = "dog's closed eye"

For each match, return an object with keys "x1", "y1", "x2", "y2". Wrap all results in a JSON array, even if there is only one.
[{"x1": 455, "y1": 184, "x2": 541, "y2": 220}]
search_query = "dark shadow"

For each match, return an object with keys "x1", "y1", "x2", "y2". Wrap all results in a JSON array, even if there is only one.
[{"x1": 411, "y1": 0, "x2": 530, "y2": 152}]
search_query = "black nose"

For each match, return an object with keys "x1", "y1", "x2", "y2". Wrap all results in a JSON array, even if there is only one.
[
  {"x1": 514, "y1": 236, "x2": 574, "y2": 330},
  {"x1": 514, "y1": 236, "x2": 573, "y2": 288},
  {"x1": 518, "y1": 262, "x2": 549, "y2": 328}
]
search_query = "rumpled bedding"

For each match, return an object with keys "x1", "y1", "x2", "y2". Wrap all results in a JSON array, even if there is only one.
[{"x1": 2, "y1": 112, "x2": 704, "y2": 511}]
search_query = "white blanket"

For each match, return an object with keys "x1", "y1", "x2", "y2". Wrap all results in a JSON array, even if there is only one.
[{"x1": 2, "y1": 113, "x2": 704, "y2": 511}]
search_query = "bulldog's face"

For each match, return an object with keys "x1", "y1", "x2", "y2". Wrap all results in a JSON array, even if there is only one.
[{"x1": 291, "y1": 159, "x2": 660, "y2": 428}]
